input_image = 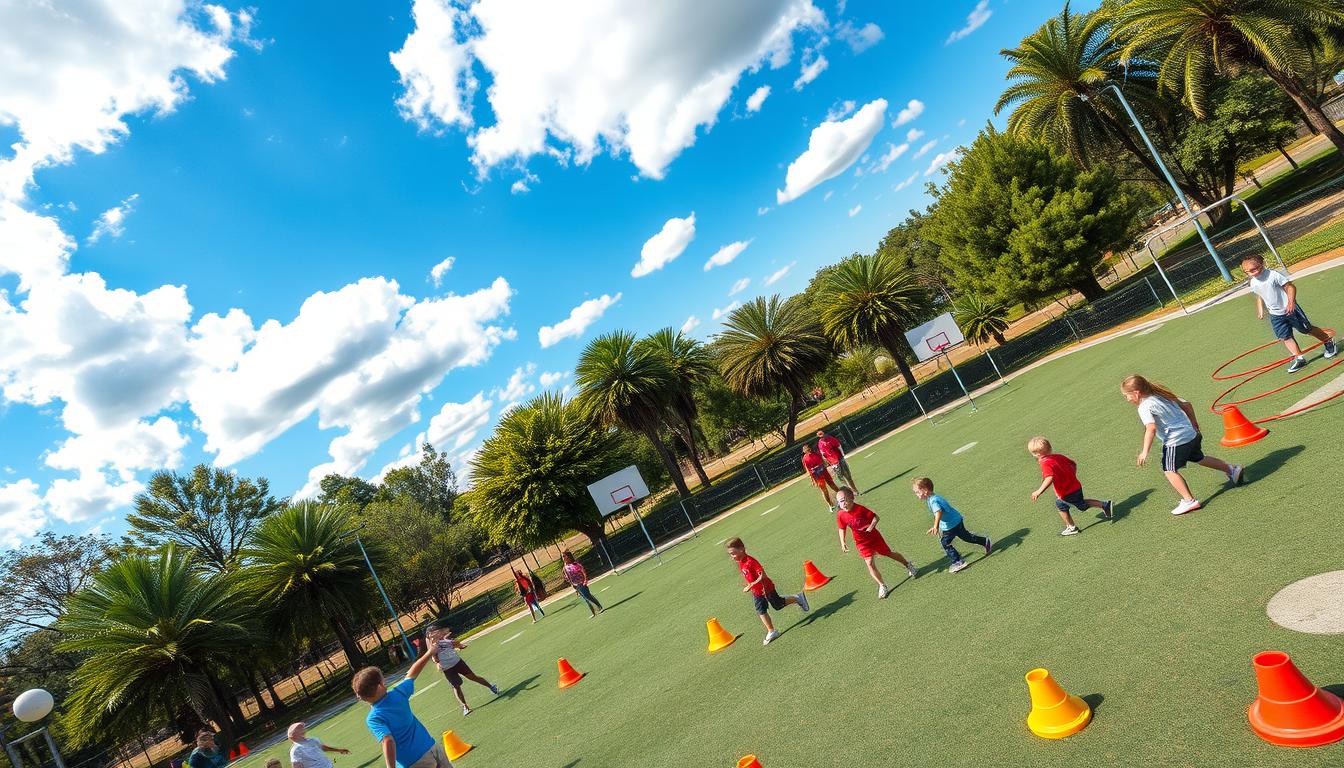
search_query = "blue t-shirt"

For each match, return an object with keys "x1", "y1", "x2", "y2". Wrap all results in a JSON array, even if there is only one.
[
  {"x1": 366, "y1": 679, "x2": 434, "y2": 767},
  {"x1": 926, "y1": 495, "x2": 963, "y2": 531}
]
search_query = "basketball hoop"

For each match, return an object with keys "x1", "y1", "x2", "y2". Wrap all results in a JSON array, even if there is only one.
[
  {"x1": 926, "y1": 332, "x2": 951, "y2": 356},
  {"x1": 610, "y1": 485, "x2": 635, "y2": 507}
]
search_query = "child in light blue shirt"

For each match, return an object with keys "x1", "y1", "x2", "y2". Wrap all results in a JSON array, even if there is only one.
[{"x1": 913, "y1": 477, "x2": 991, "y2": 574}]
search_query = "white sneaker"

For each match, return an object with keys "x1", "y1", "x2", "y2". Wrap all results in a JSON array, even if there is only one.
[
  {"x1": 462, "y1": 705, "x2": 472, "y2": 716},
  {"x1": 877, "y1": 584, "x2": 890, "y2": 599},
  {"x1": 1325, "y1": 339, "x2": 1338, "y2": 358},
  {"x1": 949, "y1": 561, "x2": 969, "y2": 574},
  {"x1": 1228, "y1": 464, "x2": 1244, "y2": 486},
  {"x1": 905, "y1": 562, "x2": 918, "y2": 578},
  {"x1": 1171, "y1": 498, "x2": 1202, "y2": 515},
  {"x1": 1287, "y1": 356, "x2": 1307, "y2": 373},
  {"x1": 795, "y1": 592, "x2": 810, "y2": 612},
  {"x1": 1060, "y1": 525, "x2": 1080, "y2": 536},
  {"x1": 763, "y1": 630, "x2": 780, "y2": 645}
]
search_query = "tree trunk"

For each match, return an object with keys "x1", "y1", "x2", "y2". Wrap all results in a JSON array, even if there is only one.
[
  {"x1": 204, "y1": 669, "x2": 244, "y2": 734},
  {"x1": 644, "y1": 428, "x2": 691, "y2": 497},
  {"x1": 1262, "y1": 64, "x2": 1344, "y2": 154},
  {"x1": 240, "y1": 669, "x2": 273, "y2": 720},
  {"x1": 574, "y1": 523, "x2": 614, "y2": 571},
  {"x1": 782, "y1": 390, "x2": 802, "y2": 445},
  {"x1": 1100, "y1": 111, "x2": 1214, "y2": 209},
  {"x1": 1073, "y1": 273, "x2": 1107, "y2": 302},
  {"x1": 876, "y1": 329, "x2": 918, "y2": 389},
  {"x1": 672, "y1": 414, "x2": 712, "y2": 487},
  {"x1": 329, "y1": 614, "x2": 369, "y2": 670},
  {"x1": 262, "y1": 671, "x2": 286, "y2": 713},
  {"x1": 1275, "y1": 141, "x2": 1299, "y2": 170}
]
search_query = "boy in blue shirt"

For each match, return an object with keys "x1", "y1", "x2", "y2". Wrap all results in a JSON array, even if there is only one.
[
  {"x1": 352, "y1": 645, "x2": 452, "y2": 768},
  {"x1": 913, "y1": 477, "x2": 991, "y2": 574}
]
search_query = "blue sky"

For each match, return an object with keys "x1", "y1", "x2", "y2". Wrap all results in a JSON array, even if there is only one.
[{"x1": 0, "y1": 0, "x2": 1091, "y2": 546}]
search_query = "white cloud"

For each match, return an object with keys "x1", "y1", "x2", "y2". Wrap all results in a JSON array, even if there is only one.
[
  {"x1": 0, "y1": 479, "x2": 45, "y2": 548},
  {"x1": 362, "y1": 393, "x2": 493, "y2": 496},
  {"x1": 680, "y1": 315, "x2": 700, "y2": 334},
  {"x1": 894, "y1": 172, "x2": 919, "y2": 191},
  {"x1": 87, "y1": 194, "x2": 139, "y2": 245},
  {"x1": 958, "y1": 117, "x2": 967, "y2": 127},
  {"x1": 510, "y1": 179, "x2": 529, "y2": 194},
  {"x1": 44, "y1": 472, "x2": 141, "y2": 525},
  {"x1": 947, "y1": 1, "x2": 992, "y2": 44},
  {"x1": 824, "y1": 189, "x2": 835, "y2": 200},
  {"x1": 764, "y1": 261, "x2": 796, "y2": 286},
  {"x1": 391, "y1": 0, "x2": 827, "y2": 180},
  {"x1": 825, "y1": 100, "x2": 856, "y2": 121},
  {"x1": 632, "y1": 213, "x2": 696, "y2": 277},
  {"x1": 892, "y1": 99, "x2": 924, "y2": 127},
  {"x1": 757, "y1": 206, "x2": 770, "y2": 216},
  {"x1": 729, "y1": 277, "x2": 751, "y2": 296},
  {"x1": 776, "y1": 98, "x2": 886, "y2": 204},
  {"x1": 837, "y1": 21, "x2": 883, "y2": 53},
  {"x1": 538, "y1": 293, "x2": 621, "y2": 347},
  {"x1": 925, "y1": 149, "x2": 961, "y2": 176},
  {"x1": 704, "y1": 239, "x2": 751, "y2": 271},
  {"x1": 711, "y1": 300, "x2": 741, "y2": 321},
  {"x1": 867, "y1": 143, "x2": 907, "y2": 174},
  {"x1": 45, "y1": 417, "x2": 187, "y2": 479},
  {"x1": 0, "y1": 200, "x2": 74, "y2": 292},
  {"x1": 912, "y1": 138, "x2": 939, "y2": 160},
  {"x1": 793, "y1": 53, "x2": 828, "y2": 90},
  {"x1": 746, "y1": 85, "x2": 771, "y2": 113},
  {"x1": 539, "y1": 370, "x2": 569, "y2": 388},
  {"x1": 847, "y1": 204, "x2": 862, "y2": 217},
  {"x1": 906, "y1": 128, "x2": 925, "y2": 142},
  {"x1": 493, "y1": 363, "x2": 537, "y2": 404},
  {"x1": 430, "y1": 256, "x2": 455, "y2": 286}
]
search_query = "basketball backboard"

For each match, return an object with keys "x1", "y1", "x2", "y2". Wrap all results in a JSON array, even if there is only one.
[
  {"x1": 905, "y1": 313, "x2": 966, "y2": 362},
  {"x1": 586, "y1": 465, "x2": 650, "y2": 517}
]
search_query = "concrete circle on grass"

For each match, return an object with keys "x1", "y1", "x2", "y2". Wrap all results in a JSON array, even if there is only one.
[
  {"x1": 1266, "y1": 571, "x2": 1344, "y2": 634},
  {"x1": 952, "y1": 442, "x2": 978, "y2": 455}
]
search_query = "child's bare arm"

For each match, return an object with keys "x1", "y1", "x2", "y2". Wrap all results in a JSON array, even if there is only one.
[
  {"x1": 1283, "y1": 282, "x2": 1297, "y2": 312},
  {"x1": 838, "y1": 528, "x2": 848, "y2": 551},
  {"x1": 407, "y1": 646, "x2": 437, "y2": 679},
  {"x1": 865, "y1": 513, "x2": 879, "y2": 531},
  {"x1": 1137, "y1": 424, "x2": 1157, "y2": 465},
  {"x1": 927, "y1": 509, "x2": 942, "y2": 535},
  {"x1": 1031, "y1": 475, "x2": 1053, "y2": 500},
  {"x1": 1254, "y1": 294, "x2": 1265, "y2": 319},
  {"x1": 1177, "y1": 400, "x2": 1201, "y2": 433}
]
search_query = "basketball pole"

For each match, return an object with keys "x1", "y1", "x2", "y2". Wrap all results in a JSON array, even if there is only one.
[
  {"x1": 939, "y1": 346, "x2": 976, "y2": 412},
  {"x1": 627, "y1": 500, "x2": 663, "y2": 564}
]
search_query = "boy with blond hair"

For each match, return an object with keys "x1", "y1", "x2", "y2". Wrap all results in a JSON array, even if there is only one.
[
  {"x1": 1242, "y1": 254, "x2": 1336, "y2": 372},
  {"x1": 1027, "y1": 436, "x2": 1112, "y2": 536},
  {"x1": 352, "y1": 645, "x2": 452, "y2": 768}
]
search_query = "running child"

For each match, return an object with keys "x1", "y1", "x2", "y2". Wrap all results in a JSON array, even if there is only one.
[
  {"x1": 561, "y1": 550, "x2": 604, "y2": 617},
  {"x1": 725, "y1": 537, "x2": 809, "y2": 645},
  {"x1": 1242, "y1": 255, "x2": 1337, "y2": 372},
  {"x1": 912, "y1": 477, "x2": 991, "y2": 574},
  {"x1": 512, "y1": 568, "x2": 544, "y2": 622},
  {"x1": 1027, "y1": 436, "x2": 1112, "y2": 535},
  {"x1": 352, "y1": 645, "x2": 453, "y2": 768},
  {"x1": 801, "y1": 443, "x2": 838, "y2": 511},
  {"x1": 428, "y1": 626, "x2": 499, "y2": 716},
  {"x1": 835, "y1": 487, "x2": 916, "y2": 599},
  {"x1": 1121, "y1": 374, "x2": 1243, "y2": 515},
  {"x1": 816, "y1": 429, "x2": 858, "y2": 491}
]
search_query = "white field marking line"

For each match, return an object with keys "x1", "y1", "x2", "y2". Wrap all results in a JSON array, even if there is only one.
[
  {"x1": 1282, "y1": 369, "x2": 1344, "y2": 415},
  {"x1": 410, "y1": 680, "x2": 440, "y2": 697},
  {"x1": 760, "y1": 505, "x2": 780, "y2": 516},
  {"x1": 1132, "y1": 323, "x2": 1164, "y2": 337},
  {"x1": 599, "y1": 586, "x2": 610, "y2": 592},
  {"x1": 500, "y1": 631, "x2": 524, "y2": 645},
  {"x1": 715, "y1": 537, "x2": 728, "y2": 545},
  {"x1": 952, "y1": 442, "x2": 978, "y2": 455}
]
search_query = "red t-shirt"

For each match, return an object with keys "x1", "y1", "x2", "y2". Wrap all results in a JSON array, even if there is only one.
[
  {"x1": 802, "y1": 451, "x2": 827, "y2": 478},
  {"x1": 1039, "y1": 453, "x2": 1082, "y2": 497},
  {"x1": 836, "y1": 504, "x2": 881, "y2": 548},
  {"x1": 817, "y1": 435, "x2": 843, "y2": 463},
  {"x1": 737, "y1": 555, "x2": 774, "y2": 597}
]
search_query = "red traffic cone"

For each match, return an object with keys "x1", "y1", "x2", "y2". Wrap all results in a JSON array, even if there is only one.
[
  {"x1": 736, "y1": 757, "x2": 763, "y2": 768},
  {"x1": 1219, "y1": 405, "x2": 1268, "y2": 447},
  {"x1": 802, "y1": 560, "x2": 832, "y2": 591},
  {"x1": 236, "y1": 743, "x2": 249, "y2": 757},
  {"x1": 557, "y1": 657, "x2": 585, "y2": 689},
  {"x1": 227, "y1": 750, "x2": 238, "y2": 761},
  {"x1": 1248, "y1": 651, "x2": 1344, "y2": 747}
]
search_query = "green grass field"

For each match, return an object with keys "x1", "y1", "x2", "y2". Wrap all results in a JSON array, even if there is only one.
[{"x1": 234, "y1": 267, "x2": 1344, "y2": 767}]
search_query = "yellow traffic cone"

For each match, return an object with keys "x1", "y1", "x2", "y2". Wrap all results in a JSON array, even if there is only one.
[
  {"x1": 706, "y1": 617, "x2": 738, "y2": 653},
  {"x1": 442, "y1": 730, "x2": 472, "y2": 760},
  {"x1": 1025, "y1": 668, "x2": 1092, "y2": 739}
]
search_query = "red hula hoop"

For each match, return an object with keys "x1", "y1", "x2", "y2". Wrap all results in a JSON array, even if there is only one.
[{"x1": 1210, "y1": 328, "x2": 1342, "y2": 423}]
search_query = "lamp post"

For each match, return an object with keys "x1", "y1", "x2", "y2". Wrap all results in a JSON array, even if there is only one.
[
  {"x1": 4, "y1": 689, "x2": 66, "y2": 768},
  {"x1": 1080, "y1": 83, "x2": 1232, "y2": 282},
  {"x1": 340, "y1": 526, "x2": 416, "y2": 660}
]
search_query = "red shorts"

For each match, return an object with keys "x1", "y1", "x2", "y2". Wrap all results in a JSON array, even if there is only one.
[
  {"x1": 855, "y1": 533, "x2": 891, "y2": 559},
  {"x1": 810, "y1": 472, "x2": 834, "y2": 489}
]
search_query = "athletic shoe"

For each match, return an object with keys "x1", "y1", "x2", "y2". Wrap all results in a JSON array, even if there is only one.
[
  {"x1": 1287, "y1": 356, "x2": 1307, "y2": 373},
  {"x1": 827, "y1": 505, "x2": 837, "y2": 513},
  {"x1": 1102, "y1": 500, "x2": 1114, "y2": 519},
  {"x1": 763, "y1": 630, "x2": 780, "y2": 645},
  {"x1": 489, "y1": 684, "x2": 499, "y2": 695},
  {"x1": 878, "y1": 584, "x2": 890, "y2": 599},
  {"x1": 1171, "y1": 498, "x2": 1202, "y2": 515},
  {"x1": 905, "y1": 562, "x2": 918, "y2": 578},
  {"x1": 1060, "y1": 525, "x2": 1080, "y2": 536},
  {"x1": 1325, "y1": 339, "x2": 1338, "y2": 358},
  {"x1": 1228, "y1": 464, "x2": 1244, "y2": 486},
  {"x1": 983, "y1": 537, "x2": 993, "y2": 555},
  {"x1": 948, "y1": 561, "x2": 969, "y2": 574},
  {"x1": 795, "y1": 592, "x2": 810, "y2": 612},
  {"x1": 462, "y1": 705, "x2": 472, "y2": 716}
]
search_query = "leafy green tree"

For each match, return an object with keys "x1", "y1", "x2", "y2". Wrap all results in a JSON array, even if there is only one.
[
  {"x1": 574, "y1": 331, "x2": 691, "y2": 497},
  {"x1": 953, "y1": 294, "x2": 1010, "y2": 345},
  {"x1": 125, "y1": 465, "x2": 283, "y2": 573},
  {"x1": 356, "y1": 500, "x2": 478, "y2": 614},
  {"x1": 0, "y1": 532, "x2": 114, "y2": 637},
  {"x1": 693, "y1": 374, "x2": 790, "y2": 453},
  {"x1": 57, "y1": 546, "x2": 252, "y2": 749},
  {"x1": 927, "y1": 126, "x2": 1145, "y2": 304},
  {"x1": 1113, "y1": 0, "x2": 1344, "y2": 152},
  {"x1": 816, "y1": 346, "x2": 886, "y2": 396},
  {"x1": 817, "y1": 252, "x2": 930, "y2": 389},
  {"x1": 715, "y1": 295, "x2": 832, "y2": 445},
  {"x1": 466, "y1": 393, "x2": 625, "y2": 558},
  {"x1": 239, "y1": 503, "x2": 381, "y2": 670},
  {"x1": 636, "y1": 328, "x2": 715, "y2": 486},
  {"x1": 874, "y1": 209, "x2": 953, "y2": 300},
  {"x1": 317, "y1": 474, "x2": 378, "y2": 509},
  {"x1": 378, "y1": 443, "x2": 460, "y2": 519}
]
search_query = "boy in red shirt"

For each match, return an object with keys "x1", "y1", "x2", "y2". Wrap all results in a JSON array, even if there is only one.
[
  {"x1": 801, "y1": 444, "x2": 839, "y2": 511},
  {"x1": 815, "y1": 430, "x2": 857, "y2": 491},
  {"x1": 726, "y1": 537, "x2": 809, "y2": 645},
  {"x1": 1028, "y1": 436, "x2": 1112, "y2": 536},
  {"x1": 836, "y1": 487, "x2": 916, "y2": 599}
]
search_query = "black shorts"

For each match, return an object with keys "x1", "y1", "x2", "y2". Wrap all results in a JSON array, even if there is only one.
[
  {"x1": 1054, "y1": 489, "x2": 1088, "y2": 513},
  {"x1": 441, "y1": 659, "x2": 474, "y2": 687},
  {"x1": 752, "y1": 589, "x2": 787, "y2": 615},
  {"x1": 1162, "y1": 434, "x2": 1205, "y2": 472}
]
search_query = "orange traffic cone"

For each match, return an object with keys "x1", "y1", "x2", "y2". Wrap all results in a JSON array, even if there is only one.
[
  {"x1": 227, "y1": 750, "x2": 238, "y2": 761},
  {"x1": 1219, "y1": 405, "x2": 1268, "y2": 447},
  {"x1": 706, "y1": 618, "x2": 738, "y2": 653},
  {"x1": 736, "y1": 757, "x2": 763, "y2": 768},
  {"x1": 557, "y1": 657, "x2": 585, "y2": 689},
  {"x1": 1248, "y1": 651, "x2": 1344, "y2": 747},
  {"x1": 802, "y1": 560, "x2": 832, "y2": 591},
  {"x1": 236, "y1": 743, "x2": 249, "y2": 757},
  {"x1": 1024, "y1": 668, "x2": 1092, "y2": 739},
  {"x1": 441, "y1": 730, "x2": 473, "y2": 760}
]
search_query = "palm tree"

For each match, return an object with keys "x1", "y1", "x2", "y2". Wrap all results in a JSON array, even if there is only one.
[
  {"x1": 574, "y1": 330, "x2": 692, "y2": 497},
  {"x1": 636, "y1": 328, "x2": 715, "y2": 487},
  {"x1": 57, "y1": 546, "x2": 253, "y2": 749},
  {"x1": 239, "y1": 503, "x2": 381, "y2": 670},
  {"x1": 1113, "y1": 0, "x2": 1344, "y2": 153},
  {"x1": 996, "y1": 5, "x2": 1213, "y2": 207},
  {"x1": 716, "y1": 295, "x2": 832, "y2": 445},
  {"x1": 953, "y1": 294, "x2": 1010, "y2": 345},
  {"x1": 817, "y1": 252, "x2": 930, "y2": 389}
]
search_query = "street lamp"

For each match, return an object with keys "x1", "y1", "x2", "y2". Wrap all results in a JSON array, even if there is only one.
[
  {"x1": 340, "y1": 525, "x2": 416, "y2": 660},
  {"x1": 1078, "y1": 83, "x2": 1233, "y2": 282},
  {"x1": 3, "y1": 689, "x2": 66, "y2": 768}
]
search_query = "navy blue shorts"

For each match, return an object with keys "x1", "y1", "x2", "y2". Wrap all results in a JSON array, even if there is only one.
[
  {"x1": 1162, "y1": 434, "x2": 1205, "y2": 472},
  {"x1": 752, "y1": 589, "x2": 787, "y2": 615},
  {"x1": 1270, "y1": 306, "x2": 1314, "y2": 340},
  {"x1": 1054, "y1": 489, "x2": 1088, "y2": 513}
]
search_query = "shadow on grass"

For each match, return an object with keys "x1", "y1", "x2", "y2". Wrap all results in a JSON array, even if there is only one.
[
  {"x1": 559, "y1": 761, "x2": 581, "y2": 767},
  {"x1": 1204, "y1": 445, "x2": 1303, "y2": 507},
  {"x1": 475, "y1": 674, "x2": 540, "y2": 710},
  {"x1": 990, "y1": 527, "x2": 1030, "y2": 554},
  {"x1": 864, "y1": 467, "x2": 917, "y2": 495},
  {"x1": 1081, "y1": 489, "x2": 1153, "y2": 530},
  {"x1": 796, "y1": 590, "x2": 857, "y2": 629},
  {"x1": 1322, "y1": 683, "x2": 1344, "y2": 698},
  {"x1": 1082, "y1": 692, "x2": 1105, "y2": 713},
  {"x1": 599, "y1": 592, "x2": 642, "y2": 612}
]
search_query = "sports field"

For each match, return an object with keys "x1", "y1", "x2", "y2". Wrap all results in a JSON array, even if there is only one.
[{"x1": 237, "y1": 266, "x2": 1344, "y2": 767}]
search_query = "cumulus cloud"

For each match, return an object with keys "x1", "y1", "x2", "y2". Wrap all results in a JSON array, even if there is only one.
[
  {"x1": 776, "y1": 98, "x2": 886, "y2": 204},
  {"x1": 493, "y1": 363, "x2": 537, "y2": 409},
  {"x1": 729, "y1": 277, "x2": 751, "y2": 296},
  {"x1": 912, "y1": 138, "x2": 939, "y2": 160},
  {"x1": 837, "y1": 21, "x2": 883, "y2": 53},
  {"x1": 430, "y1": 256, "x2": 455, "y2": 286},
  {"x1": 947, "y1": 1, "x2": 992, "y2": 44},
  {"x1": 865, "y1": 143, "x2": 906, "y2": 174},
  {"x1": 764, "y1": 261, "x2": 796, "y2": 286},
  {"x1": 711, "y1": 300, "x2": 741, "y2": 321},
  {"x1": 704, "y1": 239, "x2": 751, "y2": 271},
  {"x1": 793, "y1": 53, "x2": 828, "y2": 90},
  {"x1": 925, "y1": 149, "x2": 960, "y2": 176},
  {"x1": 0, "y1": 480, "x2": 45, "y2": 548},
  {"x1": 0, "y1": 200, "x2": 74, "y2": 292},
  {"x1": 745, "y1": 85, "x2": 771, "y2": 113},
  {"x1": 894, "y1": 172, "x2": 919, "y2": 191},
  {"x1": 906, "y1": 128, "x2": 925, "y2": 142},
  {"x1": 847, "y1": 204, "x2": 862, "y2": 217},
  {"x1": 361, "y1": 392, "x2": 493, "y2": 496},
  {"x1": 825, "y1": 100, "x2": 857, "y2": 121},
  {"x1": 632, "y1": 213, "x2": 695, "y2": 277},
  {"x1": 391, "y1": 0, "x2": 827, "y2": 180},
  {"x1": 680, "y1": 315, "x2": 701, "y2": 334},
  {"x1": 44, "y1": 472, "x2": 141, "y2": 525},
  {"x1": 87, "y1": 194, "x2": 139, "y2": 245},
  {"x1": 538, "y1": 293, "x2": 621, "y2": 347},
  {"x1": 892, "y1": 99, "x2": 924, "y2": 127},
  {"x1": 539, "y1": 370, "x2": 569, "y2": 388}
]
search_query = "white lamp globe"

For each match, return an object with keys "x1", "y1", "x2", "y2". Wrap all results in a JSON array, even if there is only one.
[{"x1": 12, "y1": 689, "x2": 54, "y2": 723}]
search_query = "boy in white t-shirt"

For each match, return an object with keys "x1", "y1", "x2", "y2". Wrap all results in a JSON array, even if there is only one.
[{"x1": 1242, "y1": 255, "x2": 1336, "y2": 372}]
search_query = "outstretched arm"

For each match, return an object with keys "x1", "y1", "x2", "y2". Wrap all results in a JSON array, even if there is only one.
[
  {"x1": 407, "y1": 646, "x2": 436, "y2": 679},
  {"x1": 1031, "y1": 476, "x2": 1053, "y2": 501}
]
